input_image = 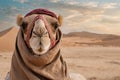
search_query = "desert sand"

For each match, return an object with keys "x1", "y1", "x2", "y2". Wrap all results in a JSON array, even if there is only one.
[
  {"x1": 0, "y1": 27, "x2": 18, "y2": 52},
  {"x1": 0, "y1": 27, "x2": 120, "y2": 80}
]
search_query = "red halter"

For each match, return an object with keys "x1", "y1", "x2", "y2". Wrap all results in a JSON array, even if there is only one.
[
  {"x1": 25, "y1": 8, "x2": 57, "y2": 19},
  {"x1": 24, "y1": 9, "x2": 57, "y2": 49}
]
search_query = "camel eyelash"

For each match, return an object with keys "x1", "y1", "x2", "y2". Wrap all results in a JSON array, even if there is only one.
[{"x1": 51, "y1": 22, "x2": 58, "y2": 30}]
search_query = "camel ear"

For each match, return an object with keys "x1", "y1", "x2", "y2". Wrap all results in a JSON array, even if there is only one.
[
  {"x1": 17, "y1": 14, "x2": 23, "y2": 26},
  {"x1": 58, "y1": 15, "x2": 63, "y2": 26}
]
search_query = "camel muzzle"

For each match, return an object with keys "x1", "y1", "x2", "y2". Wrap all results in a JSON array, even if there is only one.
[{"x1": 25, "y1": 15, "x2": 56, "y2": 49}]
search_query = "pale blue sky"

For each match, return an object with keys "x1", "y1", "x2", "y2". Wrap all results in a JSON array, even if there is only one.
[{"x1": 0, "y1": 0, "x2": 120, "y2": 35}]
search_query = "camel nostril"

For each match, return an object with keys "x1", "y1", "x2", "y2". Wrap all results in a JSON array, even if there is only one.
[{"x1": 39, "y1": 41, "x2": 42, "y2": 45}]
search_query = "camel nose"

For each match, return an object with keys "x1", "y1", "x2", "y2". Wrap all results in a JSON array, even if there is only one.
[
  {"x1": 35, "y1": 19, "x2": 45, "y2": 28},
  {"x1": 34, "y1": 19, "x2": 48, "y2": 36}
]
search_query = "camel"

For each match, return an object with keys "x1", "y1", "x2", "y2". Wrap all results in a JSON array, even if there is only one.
[{"x1": 5, "y1": 8, "x2": 86, "y2": 80}]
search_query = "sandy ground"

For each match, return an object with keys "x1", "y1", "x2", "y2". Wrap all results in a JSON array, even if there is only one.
[
  {"x1": 0, "y1": 46, "x2": 120, "y2": 80},
  {"x1": 0, "y1": 52, "x2": 12, "y2": 80},
  {"x1": 62, "y1": 46, "x2": 120, "y2": 80},
  {"x1": 0, "y1": 27, "x2": 18, "y2": 52}
]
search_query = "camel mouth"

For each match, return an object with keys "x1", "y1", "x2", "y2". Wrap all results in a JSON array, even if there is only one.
[{"x1": 33, "y1": 47, "x2": 48, "y2": 55}]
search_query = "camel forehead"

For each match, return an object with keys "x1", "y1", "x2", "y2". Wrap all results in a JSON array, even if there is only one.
[{"x1": 23, "y1": 14, "x2": 58, "y2": 24}]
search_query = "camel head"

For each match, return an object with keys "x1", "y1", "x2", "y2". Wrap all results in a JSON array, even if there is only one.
[{"x1": 17, "y1": 9, "x2": 62, "y2": 55}]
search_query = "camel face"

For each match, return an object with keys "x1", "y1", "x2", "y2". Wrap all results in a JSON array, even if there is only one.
[{"x1": 17, "y1": 14, "x2": 62, "y2": 55}]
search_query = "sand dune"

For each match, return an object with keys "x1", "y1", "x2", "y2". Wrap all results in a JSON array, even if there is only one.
[
  {"x1": 0, "y1": 28, "x2": 13, "y2": 37},
  {"x1": 0, "y1": 27, "x2": 19, "y2": 52},
  {"x1": 63, "y1": 32, "x2": 120, "y2": 47},
  {"x1": 64, "y1": 31, "x2": 120, "y2": 39}
]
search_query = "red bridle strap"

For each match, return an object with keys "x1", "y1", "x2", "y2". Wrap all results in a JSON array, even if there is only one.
[{"x1": 39, "y1": 15, "x2": 56, "y2": 48}]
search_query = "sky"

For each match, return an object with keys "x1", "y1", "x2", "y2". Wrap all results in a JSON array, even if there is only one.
[{"x1": 0, "y1": 0, "x2": 120, "y2": 35}]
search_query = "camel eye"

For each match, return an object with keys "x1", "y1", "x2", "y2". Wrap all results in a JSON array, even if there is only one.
[
  {"x1": 52, "y1": 22, "x2": 58, "y2": 30},
  {"x1": 21, "y1": 22, "x2": 28, "y2": 30}
]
